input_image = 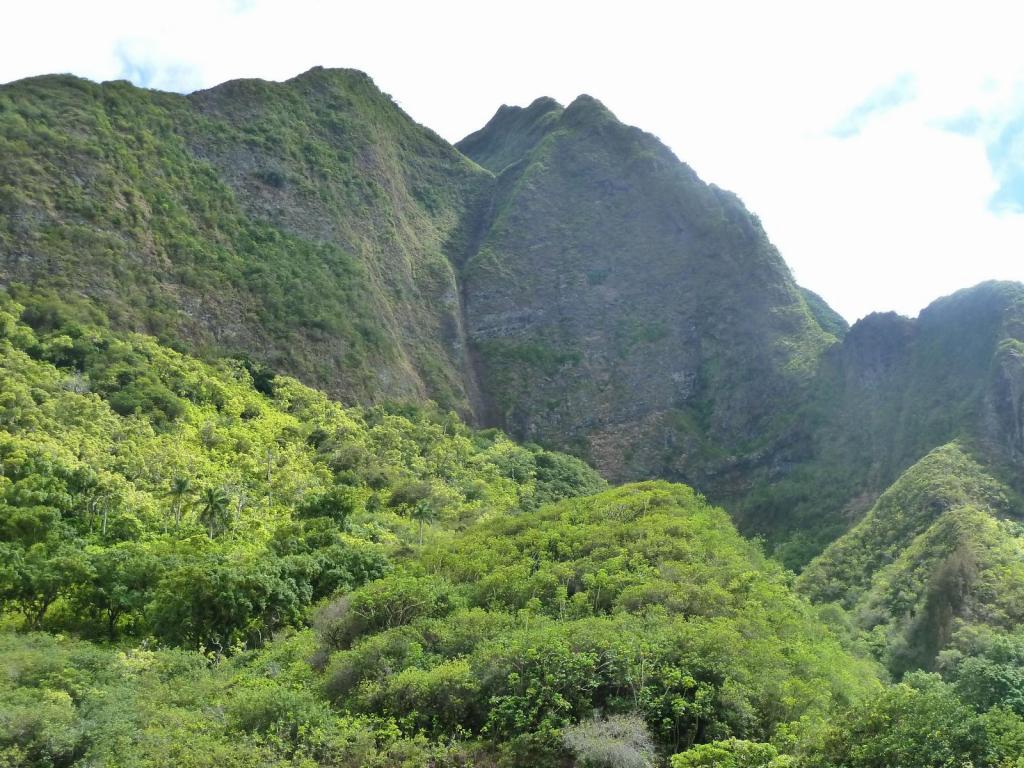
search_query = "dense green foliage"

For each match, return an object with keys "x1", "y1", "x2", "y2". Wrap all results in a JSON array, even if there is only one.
[
  {"x1": 3, "y1": 67, "x2": 1022, "y2": 578},
  {"x1": 0, "y1": 68, "x2": 488, "y2": 408},
  {"x1": 1, "y1": 299, "x2": 1023, "y2": 766},
  {"x1": 0, "y1": 289, "x2": 602, "y2": 651},
  {"x1": 798, "y1": 442, "x2": 1024, "y2": 677},
  {"x1": 803, "y1": 673, "x2": 1024, "y2": 768},
  {"x1": 316, "y1": 482, "x2": 880, "y2": 764},
  {"x1": 0, "y1": 629, "x2": 504, "y2": 767}
]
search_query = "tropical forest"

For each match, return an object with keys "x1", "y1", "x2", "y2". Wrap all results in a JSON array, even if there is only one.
[{"x1": 1, "y1": 62, "x2": 1024, "y2": 768}]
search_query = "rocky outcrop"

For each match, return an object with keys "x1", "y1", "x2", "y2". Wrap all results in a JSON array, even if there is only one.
[{"x1": 986, "y1": 337, "x2": 1024, "y2": 465}]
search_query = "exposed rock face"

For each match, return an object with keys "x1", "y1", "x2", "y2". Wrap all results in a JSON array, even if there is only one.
[{"x1": 457, "y1": 95, "x2": 837, "y2": 486}]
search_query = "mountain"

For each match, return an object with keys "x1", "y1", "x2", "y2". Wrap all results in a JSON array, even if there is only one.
[
  {"x1": 798, "y1": 442, "x2": 1024, "y2": 677},
  {"x1": 0, "y1": 70, "x2": 846, "y2": 551},
  {"x1": 747, "y1": 281, "x2": 1024, "y2": 565},
  {"x1": 2, "y1": 67, "x2": 1022, "y2": 564},
  {"x1": 456, "y1": 95, "x2": 838, "y2": 498},
  {"x1": 0, "y1": 67, "x2": 489, "y2": 410},
  {"x1": 456, "y1": 98, "x2": 1024, "y2": 568},
  {"x1": 5, "y1": 65, "x2": 1024, "y2": 767}
]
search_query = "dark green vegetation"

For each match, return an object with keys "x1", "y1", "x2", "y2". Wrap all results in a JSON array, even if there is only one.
[
  {"x1": 0, "y1": 68, "x2": 488, "y2": 409},
  {"x1": 458, "y1": 93, "x2": 838, "y2": 500},
  {"x1": 799, "y1": 442, "x2": 1024, "y2": 678},
  {"x1": 3, "y1": 68, "x2": 1022, "y2": 569},
  {"x1": 458, "y1": 101, "x2": 1024, "y2": 575},
  {"x1": 3, "y1": 66, "x2": 1024, "y2": 766},
  {"x1": 748, "y1": 281, "x2": 1024, "y2": 566}
]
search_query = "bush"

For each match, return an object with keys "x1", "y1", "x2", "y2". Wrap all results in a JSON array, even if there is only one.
[
  {"x1": 317, "y1": 575, "x2": 458, "y2": 650},
  {"x1": 296, "y1": 485, "x2": 361, "y2": 526},
  {"x1": 563, "y1": 714, "x2": 656, "y2": 768},
  {"x1": 387, "y1": 480, "x2": 433, "y2": 509},
  {"x1": 671, "y1": 739, "x2": 781, "y2": 768}
]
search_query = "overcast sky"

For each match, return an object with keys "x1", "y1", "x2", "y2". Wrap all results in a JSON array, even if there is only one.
[{"x1": 4, "y1": 1, "x2": 1022, "y2": 321}]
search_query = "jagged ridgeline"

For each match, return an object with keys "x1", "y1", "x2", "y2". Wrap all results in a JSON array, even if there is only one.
[
  {"x1": 742, "y1": 280, "x2": 1024, "y2": 565},
  {"x1": 2, "y1": 67, "x2": 1023, "y2": 563},
  {"x1": 0, "y1": 68, "x2": 490, "y2": 408}
]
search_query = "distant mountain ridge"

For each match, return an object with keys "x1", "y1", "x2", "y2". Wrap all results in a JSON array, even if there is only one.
[{"x1": 1, "y1": 67, "x2": 1022, "y2": 565}]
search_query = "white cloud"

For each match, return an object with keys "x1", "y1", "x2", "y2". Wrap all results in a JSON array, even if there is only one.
[{"x1": 1, "y1": 0, "x2": 1022, "y2": 321}]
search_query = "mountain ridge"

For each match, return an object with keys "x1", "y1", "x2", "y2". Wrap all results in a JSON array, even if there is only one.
[
  {"x1": 2, "y1": 67, "x2": 1022, "y2": 564},
  {"x1": 5, "y1": 64, "x2": 1024, "y2": 767}
]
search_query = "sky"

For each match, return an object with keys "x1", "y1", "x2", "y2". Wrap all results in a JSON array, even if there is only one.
[{"x1": 3, "y1": 0, "x2": 1023, "y2": 322}]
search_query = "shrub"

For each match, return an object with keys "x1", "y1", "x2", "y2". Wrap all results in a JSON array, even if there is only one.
[
  {"x1": 563, "y1": 714, "x2": 657, "y2": 768},
  {"x1": 317, "y1": 575, "x2": 458, "y2": 650},
  {"x1": 671, "y1": 739, "x2": 781, "y2": 768}
]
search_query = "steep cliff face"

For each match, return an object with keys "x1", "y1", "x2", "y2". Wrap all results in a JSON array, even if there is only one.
[
  {"x1": 747, "y1": 282, "x2": 1024, "y2": 565},
  {"x1": 457, "y1": 96, "x2": 838, "y2": 486},
  {"x1": 0, "y1": 68, "x2": 489, "y2": 410}
]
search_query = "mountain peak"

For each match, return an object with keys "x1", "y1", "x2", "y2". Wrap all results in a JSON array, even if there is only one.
[
  {"x1": 285, "y1": 65, "x2": 376, "y2": 88},
  {"x1": 564, "y1": 92, "x2": 611, "y2": 115},
  {"x1": 456, "y1": 95, "x2": 563, "y2": 173}
]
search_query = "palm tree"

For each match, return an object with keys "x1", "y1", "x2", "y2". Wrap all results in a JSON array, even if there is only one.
[
  {"x1": 167, "y1": 476, "x2": 193, "y2": 529},
  {"x1": 410, "y1": 497, "x2": 439, "y2": 546},
  {"x1": 197, "y1": 487, "x2": 231, "y2": 539}
]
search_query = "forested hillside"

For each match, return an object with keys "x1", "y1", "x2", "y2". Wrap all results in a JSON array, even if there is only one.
[
  {"x1": 3, "y1": 66, "x2": 1024, "y2": 767},
  {"x1": 800, "y1": 442, "x2": 1024, "y2": 677},
  {"x1": 0, "y1": 287, "x2": 602, "y2": 646},
  {"x1": 2, "y1": 290, "x2": 1023, "y2": 766},
  {"x1": 4, "y1": 68, "x2": 1023, "y2": 564}
]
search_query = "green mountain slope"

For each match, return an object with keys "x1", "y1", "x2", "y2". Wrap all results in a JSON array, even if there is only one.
[
  {"x1": 317, "y1": 481, "x2": 880, "y2": 763},
  {"x1": 748, "y1": 281, "x2": 1024, "y2": 565},
  {"x1": 457, "y1": 98, "x2": 1024, "y2": 569},
  {"x1": 0, "y1": 288, "x2": 885, "y2": 766},
  {"x1": 4, "y1": 67, "x2": 1024, "y2": 766},
  {"x1": 0, "y1": 68, "x2": 489, "y2": 410},
  {"x1": 0, "y1": 287, "x2": 602, "y2": 648},
  {"x1": 458, "y1": 95, "x2": 838, "y2": 492},
  {"x1": 798, "y1": 442, "x2": 1024, "y2": 676}
]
